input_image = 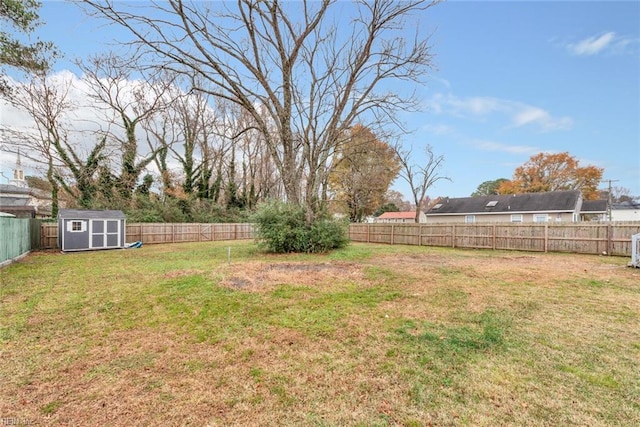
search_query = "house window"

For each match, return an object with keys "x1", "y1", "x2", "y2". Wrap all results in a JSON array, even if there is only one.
[
  {"x1": 465, "y1": 215, "x2": 475, "y2": 223},
  {"x1": 534, "y1": 214, "x2": 549, "y2": 223},
  {"x1": 486, "y1": 200, "x2": 498, "y2": 207},
  {"x1": 69, "y1": 220, "x2": 86, "y2": 232},
  {"x1": 511, "y1": 214, "x2": 523, "y2": 223}
]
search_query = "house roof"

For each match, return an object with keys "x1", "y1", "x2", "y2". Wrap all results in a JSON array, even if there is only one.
[
  {"x1": 425, "y1": 190, "x2": 582, "y2": 216},
  {"x1": 0, "y1": 206, "x2": 35, "y2": 215},
  {"x1": 0, "y1": 196, "x2": 31, "y2": 207},
  {"x1": 58, "y1": 209, "x2": 126, "y2": 220},
  {"x1": 612, "y1": 201, "x2": 640, "y2": 210},
  {"x1": 0, "y1": 183, "x2": 52, "y2": 199},
  {"x1": 0, "y1": 183, "x2": 31, "y2": 195},
  {"x1": 377, "y1": 211, "x2": 418, "y2": 219},
  {"x1": 581, "y1": 200, "x2": 608, "y2": 213}
]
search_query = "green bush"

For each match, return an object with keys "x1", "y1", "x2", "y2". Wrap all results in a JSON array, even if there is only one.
[{"x1": 251, "y1": 200, "x2": 348, "y2": 253}]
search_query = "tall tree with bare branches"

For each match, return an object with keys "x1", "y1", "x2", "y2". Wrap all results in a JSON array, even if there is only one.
[
  {"x1": 80, "y1": 53, "x2": 175, "y2": 203},
  {"x1": 395, "y1": 144, "x2": 449, "y2": 223},
  {"x1": 81, "y1": 0, "x2": 439, "y2": 222},
  {"x1": 1, "y1": 71, "x2": 109, "y2": 213}
]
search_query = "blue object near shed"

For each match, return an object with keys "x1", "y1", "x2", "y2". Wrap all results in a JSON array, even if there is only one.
[{"x1": 58, "y1": 209, "x2": 126, "y2": 252}]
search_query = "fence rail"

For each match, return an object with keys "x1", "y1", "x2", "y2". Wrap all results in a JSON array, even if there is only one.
[
  {"x1": 38, "y1": 222, "x2": 256, "y2": 249},
  {"x1": 349, "y1": 223, "x2": 640, "y2": 257}
]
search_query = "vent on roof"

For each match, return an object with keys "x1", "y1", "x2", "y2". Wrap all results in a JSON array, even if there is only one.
[
  {"x1": 432, "y1": 203, "x2": 442, "y2": 210},
  {"x1": 486, "y1": 200, "x2": 498, "y2": 207}
]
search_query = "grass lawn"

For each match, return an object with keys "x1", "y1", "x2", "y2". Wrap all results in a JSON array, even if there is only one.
[{"x1": 1, "y1": 241, "x2": 639, "y2": 426}]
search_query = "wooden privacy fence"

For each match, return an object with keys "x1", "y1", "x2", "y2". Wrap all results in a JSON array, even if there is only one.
[
  {"x1": 349, "y1": 223, "x2": 640, "y2": 257},
  {"x1": 39, "y1": 222, "x2": 256, "y2": 249},
  {"x1": 30, "y1": 221, "x2": 640, "y2": 256}
]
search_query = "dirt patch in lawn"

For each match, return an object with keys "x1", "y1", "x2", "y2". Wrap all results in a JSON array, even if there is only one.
[{"x1": 220, "y1": 261, "x2": 364, "y2": 290}]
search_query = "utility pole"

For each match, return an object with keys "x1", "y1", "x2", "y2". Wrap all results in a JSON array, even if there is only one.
[{"x1": 605, "y1": 179, "x2": 619, "y2": 221}]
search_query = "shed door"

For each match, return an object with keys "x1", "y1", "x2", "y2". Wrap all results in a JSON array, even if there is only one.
[{"x1": 91, "y1": 220, "x2": 120, "y2": 249}]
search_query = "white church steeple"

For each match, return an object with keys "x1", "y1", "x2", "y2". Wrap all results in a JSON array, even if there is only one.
[{"x1": 9, "y1": 150, "x2": 28, "y2": 188}]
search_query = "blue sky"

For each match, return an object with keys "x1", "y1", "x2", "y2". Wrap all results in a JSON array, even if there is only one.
[{"x1": 3, "y1": 0, "x2": 639, "y2": 200}]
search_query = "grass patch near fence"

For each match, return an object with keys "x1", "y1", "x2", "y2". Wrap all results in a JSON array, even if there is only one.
[{"x1": 1, "y1": 241, "x2": 639, "y2": 425}]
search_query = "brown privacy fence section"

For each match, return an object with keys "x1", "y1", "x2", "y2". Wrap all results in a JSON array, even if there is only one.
[
  {"x1": 34, "y1": 221, "x2": 640, "y2": 256},
  {"x1": 39, "y1": 223, "x2": 256, "y2": 249},
  {"x1": 349, "y1": 223, "x2": 640, "y2": 257}
]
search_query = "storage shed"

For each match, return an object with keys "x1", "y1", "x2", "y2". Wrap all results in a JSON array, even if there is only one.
[{"x1": 58, "y1": 209, "x2": 126, "y2": 252}]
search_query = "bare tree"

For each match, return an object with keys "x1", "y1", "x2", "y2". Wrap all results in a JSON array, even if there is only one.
[
  {"x1": 395, "y1": 144, "x2": 449, "y2": 223},
  {"x1": 79, "y1": 53, "x2": 175, "y2": 203},
  {"x1": 81, "y1": 0, "x2": 439, "y2": 221},
  {"x1": 1, "y1": 71, "x2": 108, "y2": 213}
]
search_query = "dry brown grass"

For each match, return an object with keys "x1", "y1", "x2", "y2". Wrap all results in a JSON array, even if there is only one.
[{"x1": 1, "y1": 242, "x2": 638, "y2": 426}]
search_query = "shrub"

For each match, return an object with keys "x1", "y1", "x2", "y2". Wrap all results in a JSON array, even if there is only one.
[{"x1": 252, "y1": 200, "x2": 348, "y2": 253}]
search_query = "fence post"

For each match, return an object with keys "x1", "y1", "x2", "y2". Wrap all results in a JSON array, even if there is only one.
[
  {"x1": 391, "y1": 225, "x2": 395, "y2": 245},
  {"x1": 419, "y1": 224, "x2": 423, "y2": 246},
  {"x1": 452, "y1": 224, "x2": 456, "y2": 248},
  {"x1": 607, "y1": 223, "x2": 612, "y2": 255},
  {"x1": 367, "y1": 224, "x2": 370, "y2": 243},
  {"x1": 544, "y1": 224, "x2": 548, "y2": 253},
  {"x1": 235, "y1": 223, "x2": 238, "y2": 240},
  {"x1": 29, "y1": 219, "x2": 41, "y2": 250}
]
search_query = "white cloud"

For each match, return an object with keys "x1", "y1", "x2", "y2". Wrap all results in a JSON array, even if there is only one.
[
  {"x1": 422, "y1": 123, "x2": 455, "y2": 135},
  {"x1": 428, "y1": 76, "x2": 452, "y2": 90},
  {"x1": 563, "y1": 32, "x2": 638, "y2": 56},
  {"x1": 568, "y1": 32, "x2": 616, "y2": 56},
  {"x1": 425, "y1": 94, "x2": 573, "y2": 132},
  {"x1": 511, "y1": 106, "x2": 573, "y2": 132},
  {"x1": 472, "y1": 140, "x2": 539, "y2": 155}
]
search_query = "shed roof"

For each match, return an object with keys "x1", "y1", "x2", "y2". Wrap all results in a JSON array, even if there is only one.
[
  {"x1": 58, "y1": 209, "x2": 126, "y2": 220},
  {"x1": 377, "y1": 211, "x2": 418, "y2": 219},
  {"x1": 426, "y1": 190, "x2": 581, "y2": 215}
]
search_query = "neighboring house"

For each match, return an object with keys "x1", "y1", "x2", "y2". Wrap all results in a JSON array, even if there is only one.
[
  {"x1": 580, "y1": 199, "x2": 608, "y2": 222},
  {"x1": 0, "y1": 184, "x2": 54, "y2": 218},
  {"x1": 425, "y1": 190, "x2": 586, "y2": 223},
  {"x1": 376, "y1": 211, "x2": 426, "y2": 223},
  {"x1": 0, "y1": 153, "x2": 54, "y2": 218},
  {"x1": 611, "y1": 201, "x2": 640, "y2": 222}
]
